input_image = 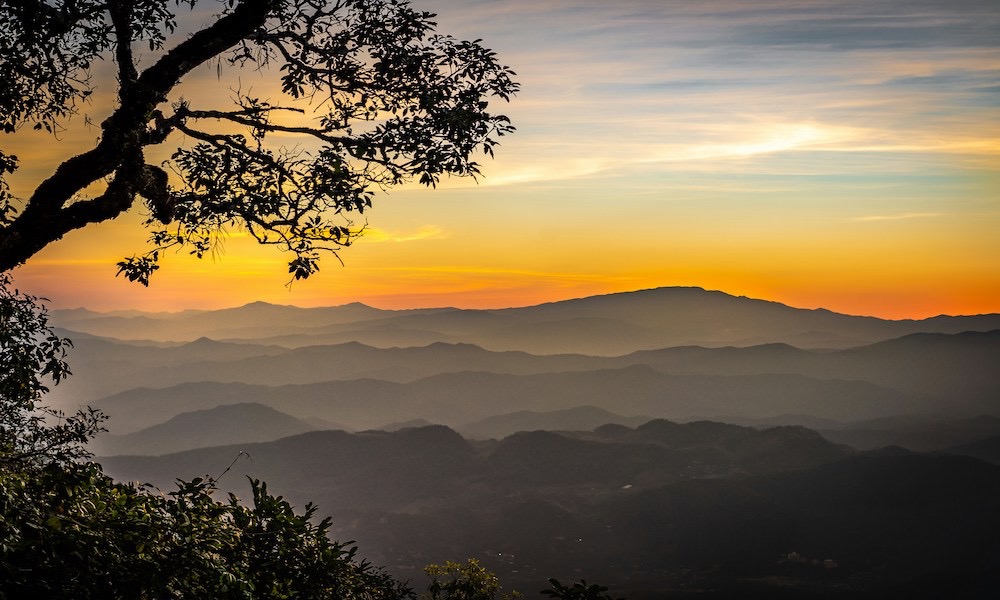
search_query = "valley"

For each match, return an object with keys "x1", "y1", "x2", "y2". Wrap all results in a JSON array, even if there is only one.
[{"x1": 49, "y1": 287, "x2": 1000, "y2": 597}]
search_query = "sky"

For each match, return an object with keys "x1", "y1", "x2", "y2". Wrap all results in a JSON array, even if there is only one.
[{"x1": 7, "y1": 0, "x2": 1000, "y2": 318}]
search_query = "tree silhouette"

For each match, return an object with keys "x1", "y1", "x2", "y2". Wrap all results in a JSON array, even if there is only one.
[
  {"x1": 0, "y1": 273, "x2": 103, "y2": 469},
  {"x1": 0, "y1": 0, "x2": 516, "y2": 281},
  {"x1": 1, "y1": 2, "x2": 517, "y2": 596}
]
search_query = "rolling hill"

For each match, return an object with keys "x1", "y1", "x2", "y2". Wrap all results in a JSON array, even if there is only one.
[
  {"x1": 90, "y1": 366, "x2": 924, "y2": 434},
  {"x1": 44, "y1": 285, "x2": 1000, "y2": 598},
  {"x1": 88, "y1": 403, "x2": 319, "y2": 456},
  {"x1": 97, "y1": 424, "x2": 1000, "y2": 597},
  {"x1": 51, "y1": 328, "x2": 1000, "y2": 426}
]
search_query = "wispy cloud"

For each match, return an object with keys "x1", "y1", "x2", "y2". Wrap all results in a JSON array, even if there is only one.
[
  {"x1": 361, "y1": 225, "x2": 448, "y2": 243},
  {"x1": 851, "y1": 212, "x2": 945, "y2": 222},
  {"x1": 415, "y1": 0, "x2": 1000, "y2": 189}
]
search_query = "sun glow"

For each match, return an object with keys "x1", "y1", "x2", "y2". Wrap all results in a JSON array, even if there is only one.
[{"x1": 5, "y1": 0, "x2": 999, "y2": 320}]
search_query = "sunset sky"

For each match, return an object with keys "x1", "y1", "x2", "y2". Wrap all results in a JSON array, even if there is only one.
[{"x1": 8, "y1": 0, "x2": 1000, "y2": 318}]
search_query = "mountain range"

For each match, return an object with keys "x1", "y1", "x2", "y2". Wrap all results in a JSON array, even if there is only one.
[
  {"x1": 52, "y1": 286, "x2": 1000, "y2": 353},
  {"x1": 53, "y1": 327, "x2": 996, "y2": 439},
  {"x1": 98, "y1": 422, "x2": 1000, "y2": 597},
  {"x1": 42, "y1": 285, "x2": 1000, "y2": 597}
]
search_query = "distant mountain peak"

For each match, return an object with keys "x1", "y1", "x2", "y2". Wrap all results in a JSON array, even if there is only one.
[
  {"x1": 241, "y1": 300, "x2": 284, "y2": 308},
  {"x1": 338, "y1": 301, "x2": 375, "y2": 309}
]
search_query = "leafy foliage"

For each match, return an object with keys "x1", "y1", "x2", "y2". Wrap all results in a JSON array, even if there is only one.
[
  {"x1": 423, "y1": 559, "x2": 520, "y2": 600},
  {"x1": 542, "y1": 579, "x2": 620, "y2": 600},
  {"x1": 0, "y1": 274, "x2": 103, "y2": 468},
  {"x1": 0, "y1": 5, "x2": 621, "y2": 597},
  {"x1": 0, "y1": 0, "x2": 517, "y2": 280},
  {"x1": 0, "y1": 463, "x2": 412, "y2": 599}
]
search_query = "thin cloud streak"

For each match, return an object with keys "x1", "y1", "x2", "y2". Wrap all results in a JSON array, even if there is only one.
[
  {"x1": 851, "y1": 212, "x2": 945, "y2": 222},
  {"x1": 361, "y1": 226, "x2": 448, "y2": 243},
  {"x1": 416, "y1": 0, "x2": 1000, "y2": 190}
]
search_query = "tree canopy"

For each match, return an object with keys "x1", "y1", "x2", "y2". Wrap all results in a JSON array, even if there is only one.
[
  {"x1": 0, "y1": 0, "x2": 517, "y2": 281},
  {"x1": 1, "y1": 464, "x2": 413, "y2": 599},
  {"x1": 0, "y1": 4, "x2": 629, "y2": 598},
  {"x1": 0, "y1": 1, "x2": 519, "y2": 596},
  {"x1": 0, "y1": 273, "x2": 101, "y2": 469}
]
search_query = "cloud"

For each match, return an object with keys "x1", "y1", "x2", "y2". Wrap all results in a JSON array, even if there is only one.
[
  {"x1": 650, "y1": 123, "x2": 861, "y2": 162},
  {"x1": 409, "y1": 0, "x2": 1000, "y2": 191},
  {"x1": 361, "y1": 225, "x2": 448, "y2": 243},
  {"x1": 851, "y1": 212, "x2": 944, "y2": 222}
]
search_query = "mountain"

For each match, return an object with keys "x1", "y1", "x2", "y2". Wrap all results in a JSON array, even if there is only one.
[
  {"x1": 47, "y1": 293, "x2": 1000, "y2": 430},
  {"x1": 46, "y1": 286, "x2": 1000, "y2": 597},
  {"x1": 59, "y1": 326, "x2": 1000, "y2": 423},
  {"x1": 99, "y1": 421, "x2": 851, "y2": 515},
  {"x1": 379, "y1": 418, "x2": 438, "y2": 432},
  {"x1": 607, "y1": 330, "x2": 1000, "y2": 409},
  {"x1": 89, "y1": 403, "x2": 318, "y2": 456},
  {"x1": 944, "y1": 434, "x2": 1000, "y2": 465},
  {"x1": 818, "y1": 415, "x2": 1000, "y2": 452},
  {"x1": 44, "y1": 335, "x2": 290, "y2": 406},
  {"x1": 98, "y1": 425, "x2": 1000, "y2": 597},
  {"x1": 91, "y1": 379, "x2": 407, "y2": 433},
  {"x1": 824, "y1": 330, "x2": 1000, "y2": 403},
  {"x1": 51, "y1": 287, "x2": 1000, "y2": 354},
  {"x1": 90, "y1": 365, "x2": 922, "y2": 435},
  {"x1": 458, "y1": 406, "x2": 652, "y2": 440},
  {"x1": 595, "y1": 419, "x2": 852, "y2": 475},
  {"x1": 50, "y1": 301, "x2": 405, "y2": 341},
  {"x1": 101, "y1": 426, "x2": 482, "y2": 512},
  {"x1": 49, "y1": 336, "x2": 600, "y2": 404}
]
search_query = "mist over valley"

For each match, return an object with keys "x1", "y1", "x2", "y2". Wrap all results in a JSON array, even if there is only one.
[{"x1": 49, "y1": 287, "x2": 1000, "y2": 597}]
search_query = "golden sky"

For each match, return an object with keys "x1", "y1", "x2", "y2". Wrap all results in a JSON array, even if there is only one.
[{"x1": 7, "y1": 0, "x2": 1000, "y2": 319}]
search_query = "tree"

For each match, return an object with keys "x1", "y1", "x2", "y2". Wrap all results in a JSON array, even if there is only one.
[
  {"x1": 0, "y1": 3, "x2": 619, "y2": 598},
  {"x1": 423, "y1": 559, "x2": 520, "y2": 600},
  {"x1": 541, "y1": 579, "x2": 620, "y2": 600},
  {"x1": 1, "y1": 1, "x2": 517, "y2": 596},
  {"x1": 0, "y1": 273, "x2": 103, "y2": 469},
  {"x1": 1, "y1": 464, "x2": 415, "y2": 598},
  {"x1": 0, "y1": 0, "x2": 517, "y2": 281}
]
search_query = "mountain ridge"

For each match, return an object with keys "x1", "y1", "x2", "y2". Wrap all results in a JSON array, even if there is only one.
[{"x1": 50, "y1": 286, "x2": 1000, "y2": 354}]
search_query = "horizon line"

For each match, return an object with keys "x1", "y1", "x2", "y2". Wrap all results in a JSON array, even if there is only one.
[{"x1": 48, "y1": 285, "x2": 999, "y2": 322}]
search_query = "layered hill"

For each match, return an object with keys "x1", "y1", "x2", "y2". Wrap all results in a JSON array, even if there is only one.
[
  {"x1": 90, "y1": 366, "x2": 922, "y2": 434},
  {"x1": 48, "y1": 286, "x2": 1000, "y2": 598},
  {"x1": 49, "y1": 328, "x2": 1000, "y2": 424},
  {"x1": 98, "y1": 423, "x2": 1000, "y2": 596},
  {"x1": 99, "y1": 421, "x2": 852, "y2": 515},
  {"x1": 88, "y1": 403, "x2": 319, "y2": 456},
  {"x1": 52, "y1": 287, "x2": 1000, "y2": 354}
]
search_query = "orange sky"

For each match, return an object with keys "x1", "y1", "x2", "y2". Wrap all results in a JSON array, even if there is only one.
[{"x1": 6, "y1": 0, "x2": 1000, "y2": 319}]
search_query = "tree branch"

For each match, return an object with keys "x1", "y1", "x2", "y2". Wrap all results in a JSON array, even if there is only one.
[
  {"x1": 183, "y1": 107, "x2": 354, "y2": 146},
  {"x1": 107, "y1": 0, "x2": 137, "y2": 95},
  {"x1": 0, "y1": 0, "x2": 279, "y2": 271},
  {"x1": 1, "y1": 0, "x2": 517, "y2": 280}
]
